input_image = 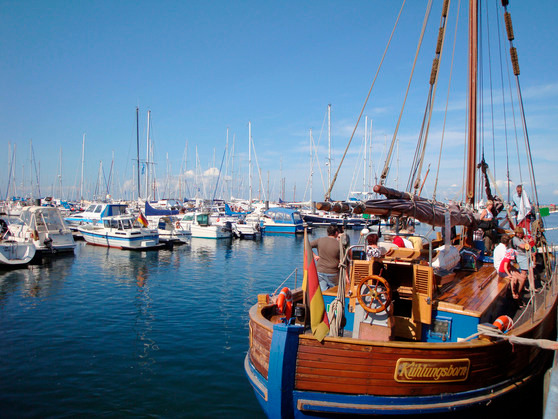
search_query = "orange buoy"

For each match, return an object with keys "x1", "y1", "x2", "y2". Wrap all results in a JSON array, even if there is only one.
[
  {"x1": 276, "y1": 287, "x2": 293, "y2": 319},
  {"x1": 493, "y1": 315, "x2": 513, "y2": 332}
]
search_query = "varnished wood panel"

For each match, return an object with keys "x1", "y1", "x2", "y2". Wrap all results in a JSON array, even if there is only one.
[
  {"x1": 249, "y1": 319, "x2": 272, "y2": 379},
  {"x1": 293, "y1": 336, "x2": 538, "y2": 396}
]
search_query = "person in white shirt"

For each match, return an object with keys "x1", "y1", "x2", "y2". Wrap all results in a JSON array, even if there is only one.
[{"x1": 493, "y1": 235, "x2": 511, "y2": 272}]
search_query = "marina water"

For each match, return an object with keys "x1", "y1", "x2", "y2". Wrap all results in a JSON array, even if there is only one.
[{"x1": 1, "y1": 217, "x2": 557, "y2": 417}]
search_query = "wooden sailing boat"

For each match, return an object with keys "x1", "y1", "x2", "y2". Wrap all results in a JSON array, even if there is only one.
[{"x1": 245, "y1": 1, "x2": 558, "y2": 417}]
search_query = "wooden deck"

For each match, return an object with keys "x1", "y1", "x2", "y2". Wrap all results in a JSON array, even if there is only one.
[{"x1": 436, "y1": 264, "x2": 508, "y2": 317}]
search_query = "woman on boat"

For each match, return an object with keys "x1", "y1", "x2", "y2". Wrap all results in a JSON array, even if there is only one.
[
  {"x1": 512, "y1": 226, "x2": 530, "y2": 294},
  {"x1": 366, "y1": 234, "x2": 382, "y2": 259}
]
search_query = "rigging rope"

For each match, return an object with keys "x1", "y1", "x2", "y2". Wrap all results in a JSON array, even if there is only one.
[
  {"x1": 502, "y1": 2, "x2": 542, "y2": 223},
  {"x1": 434, "y1": 0, "x2": 461, "y2": 200},
  {"x1": 325, "y1": 0, "x2": 407, "y2": 200},
  {"x1": 495, "y1": 3, "x2": 511, "y2": 203},
  {"x1": 408, "y1": 0, "x2": 450, "y2": 194},
  {"x1": 380, "y1": 0, "x2": 433, "y2": 187}
]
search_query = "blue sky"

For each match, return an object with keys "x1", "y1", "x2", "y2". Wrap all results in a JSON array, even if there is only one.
[{"x1": 2, "y1": 0, "x2": 557, "y2": 204}]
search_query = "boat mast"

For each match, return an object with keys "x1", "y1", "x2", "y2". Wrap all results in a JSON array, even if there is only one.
[
  {"x1": 80, "y1": 134, "x2": 85, "y2": 202},
  {"x1": 310, "y1": 129, "x2": 313, "y2": 204},
  {"x1": 327, "y1": 104, "x2": 331, "y2": 189},
  {"x1": 363, "y1": 116, "x2": 368, "y2": 194},
  {"x1": 145, "y1": 110, "x2": 151, "y2": 201},
  {"x1": 466, "y1": 0, "x2": 478, "y2": 206},
  {"x1": 136, "y1": 107, "x2": 141, "y2": 200},
  {"x1": 249, "y1": 123, "x2": 253, "y2": 206}
]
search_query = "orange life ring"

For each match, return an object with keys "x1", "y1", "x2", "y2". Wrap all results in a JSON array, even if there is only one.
[
  {"x1": 175, "y1": 221, "x2": 181, "y2": 229},
  {"x1": 493, "y1": 315, "x2": 513, "y2": 332},
  {"x1": 276, "y1": 287, "x2": 293, "y2": 319}
]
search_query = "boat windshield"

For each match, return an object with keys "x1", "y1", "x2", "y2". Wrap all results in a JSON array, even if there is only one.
[
  {"x1": 121, "y1": 219, "x2": 134, "y2": 229},
  {"x1": 85, "y1": 205, "x2": 96, "y2": 212},
  {"x1": 292, "y1": 213, "x2": 302, "y2": 223},
  {"x1": 40, "y1": 209, "x2": 64, "y2": 231}
]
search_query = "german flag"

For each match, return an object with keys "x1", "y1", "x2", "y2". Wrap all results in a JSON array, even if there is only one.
[
  {"x1": 302, "y1": 228, "x2": 329, "y2": 341},
  {"x1": 137, "y1": 211, "x2": 149, "y2": 228}
]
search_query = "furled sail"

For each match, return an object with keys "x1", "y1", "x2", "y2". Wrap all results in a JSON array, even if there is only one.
[{"x1": 317, "y1": 185, "x2": 477, "y2": 228}]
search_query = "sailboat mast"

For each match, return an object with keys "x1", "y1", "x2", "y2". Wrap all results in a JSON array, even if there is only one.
[
  {"x1": 248, "y1": 121, "x2": 252, "y2": 209},
  {"x1": 310, "y1": 129, "x2": 313, "y2": 203},
  {"x1": 80, "y1": 134, "x2": 85, "y2": 202},
  {"x1": 145, "y1": 110, "x2": 151, "y2": 201},
  {"x1": 327, "y1": 104, "x2": 331, "y2": 189},
  {"x1": 136, "y1": 107, "x2": 141, "y2": 200},
  {"x1": 362, "y1": 116, "x2": 368, "y2": 192},
  {"x1": 466, "y1": 0, "x2": 478, "y2": 206}
]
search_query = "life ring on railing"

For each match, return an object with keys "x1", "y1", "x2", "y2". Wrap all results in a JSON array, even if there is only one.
[
  {"x1": 493, "y1": 315, "x2": 513, "y2": 332},
  {"x1": 276, "y1": 287, "x2": 292, "y2": 319},
  {"x1": 175, "y1": 221, "x2": 181, "y2": 229}
]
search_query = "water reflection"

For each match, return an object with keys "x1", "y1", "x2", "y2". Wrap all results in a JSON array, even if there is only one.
[
  {"x1": 134, "y1": 263, "x2": 158, "y2": 374},
  {"x1": 0, "y1": 253, "x2": 75, "y2": 301}
]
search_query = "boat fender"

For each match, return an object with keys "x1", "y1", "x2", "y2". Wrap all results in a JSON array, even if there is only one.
[
  {"x1": 32, "y1": 230, "x2": 39, "y2": 241},
  {"x1": 493, "y1": 315, "x2": 513, "y2": 332},
  {"x1": 276, "y1": 287, "x2": 292, "y2": 319}
]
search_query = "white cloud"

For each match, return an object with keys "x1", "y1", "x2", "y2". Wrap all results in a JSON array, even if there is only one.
[{"x1": 203, "y1": 167, "x2": 220, "y2": 177}]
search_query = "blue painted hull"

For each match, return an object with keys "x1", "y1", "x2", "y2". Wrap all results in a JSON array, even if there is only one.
[{"x1": 262, "y1": 225, "x2": 304, "y2": 234}]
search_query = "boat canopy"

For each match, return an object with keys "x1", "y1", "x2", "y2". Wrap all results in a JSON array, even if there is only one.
[{"x1": 145, "y1": 201, "x2": 179, "y2": 216}]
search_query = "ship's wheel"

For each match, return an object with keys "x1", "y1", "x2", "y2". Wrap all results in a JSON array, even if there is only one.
[{"x1": 356, "y1": 275, "x2": 392, "y2": 314}]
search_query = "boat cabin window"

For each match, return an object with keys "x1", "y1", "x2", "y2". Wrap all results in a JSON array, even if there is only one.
[
  {"x1": 85, "y1": 205, "x2": 96, "y2": 212},
  {"x1": 292, "y1": 213, "x2": 302, "y2": 223},
  {"x1": 196, "y1": 214, "x2": 209, "y2": 226},
  {"x1": 94, "y1": 205, "x2": 103, "y2": 213},
  {"x1": 112, "y1": 206, "x2": 127, "y2": 216},
  {"x1": 182, "y1": 214, "x2": 194, "y2": 222},
  {"x1": 121, "y1": 219, "x2": 134, "y2": 229}
]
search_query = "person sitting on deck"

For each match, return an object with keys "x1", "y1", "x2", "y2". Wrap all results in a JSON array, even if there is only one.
[
  {"x1": 493, "y1": 234, "x2": 511, "y2": 272},
  {"x1": 310, "y1": 224, "x2": 341, "y2": 292},
  {"x1": 366, "y1": 234, "x2": 382, "y2": 259},
  {"x1": 498, "y1": 248, "x2": 524, "y2": 300}
]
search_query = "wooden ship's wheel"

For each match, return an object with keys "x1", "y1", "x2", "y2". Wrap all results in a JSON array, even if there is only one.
[{"x1": 356, "y1": 275, "x2": 391, "y2": 314}]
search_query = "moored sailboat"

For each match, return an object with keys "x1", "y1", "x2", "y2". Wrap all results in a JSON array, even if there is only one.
[{"x1": 245, "y1": 1, "x2": 558, "y2": 417}]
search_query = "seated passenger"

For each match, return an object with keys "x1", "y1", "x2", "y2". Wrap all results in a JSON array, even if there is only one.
[
  {"x1": 498, "y1": 248, "x2": 523, "y2": 300},
  {"x1": 366, "y1": 234, "x2": 382, "y2": 259},
  {"x1": 493, "y1": 235, "x2": 510, "y2": 271}
]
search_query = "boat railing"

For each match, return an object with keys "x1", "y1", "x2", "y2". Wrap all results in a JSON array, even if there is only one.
[{"x1": 271, "y1": 268, "x2": 298, "y2": 298}]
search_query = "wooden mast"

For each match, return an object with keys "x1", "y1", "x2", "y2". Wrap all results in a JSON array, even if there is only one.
[{"x1": 466, "y1": 0, "x2": 478, "y2": 206}]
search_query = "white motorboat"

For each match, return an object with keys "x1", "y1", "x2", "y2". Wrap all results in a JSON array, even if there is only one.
[
  {"x1": 181, "y1": 212, "x2": 232, "y2": 239},
  {"x1": 65, "y1": 202, "x2": 129, "y2": 231},
  {"x1": 78, "y1": 215, "x2": 162, "y2": 250},
  {"x1": 8, "y1": 206, "x2": 76, "y2": 254}
]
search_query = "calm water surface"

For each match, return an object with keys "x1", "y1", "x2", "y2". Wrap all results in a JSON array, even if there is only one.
[{"x1": 1, "y1": 217, "x2": 557, "y2": 418}]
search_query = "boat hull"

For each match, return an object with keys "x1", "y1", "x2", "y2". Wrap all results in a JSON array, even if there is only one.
[
  {"x1": 78, "y1": 229, "x2": 160, "y2": 250},
  {"x1": 0, "y1": 241, "x2": 36, "y2": 268},
  {"x1": 190, "y1": 225, "x2": 232, "y2": 239},
  {"x1": 245, "y1": 292, "x2": 557, "y2": 417}
]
